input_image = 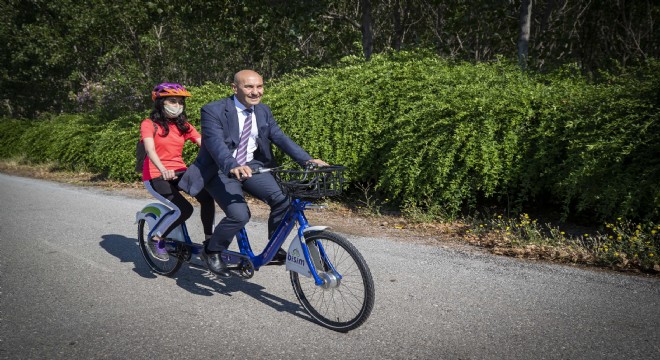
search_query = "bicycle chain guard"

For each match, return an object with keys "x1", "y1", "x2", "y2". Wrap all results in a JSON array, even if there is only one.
[{"x1": 220, "y1": 250, "x2": 254, "y2": 278}]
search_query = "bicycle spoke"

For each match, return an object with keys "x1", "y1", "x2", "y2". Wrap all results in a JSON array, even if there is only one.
[
  {"x1": 290, "y1": 230, "x2": 374, "y2": 332},
  {"x1": 137, "y1": 219, "x2": 183, "y2": 276}
]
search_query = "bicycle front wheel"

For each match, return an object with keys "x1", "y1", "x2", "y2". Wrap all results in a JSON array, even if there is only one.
[
  {"x1": 137, "y1": 219, "x2": 183, "y2": 276},
  {"x1": 290, "y1": 231, "x2": 375, "y2": 332}
]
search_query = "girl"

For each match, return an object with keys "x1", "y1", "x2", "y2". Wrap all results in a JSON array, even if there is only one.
[{"x1": 141, "y1": 83, "x2": 214, "y2": 260}]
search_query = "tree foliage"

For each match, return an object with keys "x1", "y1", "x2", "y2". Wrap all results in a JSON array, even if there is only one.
[{"x1": 1, "y1": 0, "x2": 657, "y2": 118}]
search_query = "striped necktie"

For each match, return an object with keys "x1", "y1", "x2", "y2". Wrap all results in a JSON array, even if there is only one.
[{"x1": 235, "y1": 108, "x2": 252, "y2": 166}]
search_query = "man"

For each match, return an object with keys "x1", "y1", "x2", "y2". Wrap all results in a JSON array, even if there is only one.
[{"x1": 179, "y1": 70, "x2": 327, "y2": 277}]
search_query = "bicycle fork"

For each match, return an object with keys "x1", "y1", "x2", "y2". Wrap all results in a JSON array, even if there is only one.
[{"x1": 287, "y1": 226, "x2": 343, "y2": 287}]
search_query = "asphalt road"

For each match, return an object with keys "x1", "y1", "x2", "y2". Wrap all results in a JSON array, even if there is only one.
[{"x1": 0, "y1": 173, "x2": 658, "y2": 360}]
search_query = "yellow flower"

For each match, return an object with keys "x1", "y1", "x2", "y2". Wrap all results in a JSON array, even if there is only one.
[
  {"x1": 652, "y1": 230, "x2": 657, "y2": 235},
  {"x1": 560, "y1": 231, "x2": 565, "y2": 235},
  {"x1": 649, "y1": 253, "x2": 655, "y2": 257}
]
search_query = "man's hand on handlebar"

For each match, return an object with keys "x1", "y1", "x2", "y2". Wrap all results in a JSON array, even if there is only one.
[
  {"x1": 230, "y1": 159, "x2": 328, "y2": 180},
  {"x1": 307, "y1": 159, "x2": 329, "y2": 168},
  {"x1": 230, "y1": 165, "x2": 253, "y2": 181}
]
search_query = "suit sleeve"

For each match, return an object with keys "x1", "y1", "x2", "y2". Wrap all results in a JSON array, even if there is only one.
[
  {"x1": 263, "y1": 107, "x2": 312, "y2": 166},
  {"x1": 201, "y1": 104, "x2": 241, "y2": 175}
]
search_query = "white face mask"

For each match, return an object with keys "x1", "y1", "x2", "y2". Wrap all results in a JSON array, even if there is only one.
[{"x1": 163, "y1": 104, "x2": 183, "y2": 118}]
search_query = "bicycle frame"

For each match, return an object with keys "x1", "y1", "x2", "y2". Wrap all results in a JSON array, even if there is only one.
[
  {"x1": 135, "y1": 203, "x2": 198, "y2": 253},
  {"x1": 228, "y1": 197, "x2": 342, "y2": 286},
  {"x1": 136, "y1": 198, "x2": 343, "y2": 286}
]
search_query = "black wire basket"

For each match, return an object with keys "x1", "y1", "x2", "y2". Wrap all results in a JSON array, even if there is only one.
[{"x1": 272, "y1": 165, "x2": 346, "y2": 199}]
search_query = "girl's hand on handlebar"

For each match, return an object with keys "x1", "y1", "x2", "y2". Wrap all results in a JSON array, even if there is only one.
[
  {"x1": 230, "y1": 165, "x2": 252, "y2": 181},
  {"x1": 161, "y1": 169, "x2": 178, "y2": 180}
]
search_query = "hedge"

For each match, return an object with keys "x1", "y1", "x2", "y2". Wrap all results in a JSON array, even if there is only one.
[{"x1": 1, "y1": 52, "x2": 658, "y2": 223}]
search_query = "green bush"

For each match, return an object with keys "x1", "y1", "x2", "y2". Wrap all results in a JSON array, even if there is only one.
[
  {"x1": 376, "y1": 60, "x2": 532, "y2": 217},
  {"x1": 16, "y1": 114, "x2": 99, "y2": 170},
  {"x1": 89, "y1": 114, "x2": 142, "y2": 181},
  {"x1": 270, "y1": 53, "x2": 659, "y2": 223},
  {"x1": 0, "y1": 53, "x2": 658, "y2": 224},
  {"x1": 521, "y1": 63, "x2": 660, "y2": 222},
  {"x1": 563, "y1": 72, "x2": 659, "y2": 222},
  {"x1": 267, "y1": 54, "x2": 412, "y2": 181},
  {"x1": 0, "y1": 118, "x2": 33, "y2": 158}
]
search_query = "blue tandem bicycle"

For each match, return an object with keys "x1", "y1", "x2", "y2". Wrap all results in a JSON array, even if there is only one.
[{"x1": 135, "y1": 165, "x2": 375, "y2": 331}]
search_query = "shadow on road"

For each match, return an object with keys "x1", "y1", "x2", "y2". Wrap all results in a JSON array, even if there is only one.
[
  {"x1": 174, "y1": 266, "x2": 311, "y2": 322},
  {"x1": 100, "y1": 234, "x2": 156, "y2": 279},
  {"x1": 99, "y1": 234, "x2": 312, "y2": 324}
]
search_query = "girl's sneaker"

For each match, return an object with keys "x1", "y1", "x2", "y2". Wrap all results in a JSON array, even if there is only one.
[{"x1": 147, "y1": 237, "x2": 169, "y2": 261}]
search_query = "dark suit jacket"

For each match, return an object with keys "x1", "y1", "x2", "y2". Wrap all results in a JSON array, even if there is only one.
[{"x1": 179, "y1": 96, "x2": 311, "y2": 195}]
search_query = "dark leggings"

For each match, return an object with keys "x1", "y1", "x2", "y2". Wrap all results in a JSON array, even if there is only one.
[{"x1": 146, "y1": 176, "x2": 214, "y2": 238}]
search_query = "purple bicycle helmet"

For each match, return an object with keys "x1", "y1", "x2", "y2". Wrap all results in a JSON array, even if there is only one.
[{"x1": 151, "y1": 82, "x2": 192, "y2": 101}]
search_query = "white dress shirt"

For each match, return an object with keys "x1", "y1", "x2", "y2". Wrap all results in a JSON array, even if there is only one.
[{"x1": 233, "y1": 97, "x2": 259, "y2": 163}]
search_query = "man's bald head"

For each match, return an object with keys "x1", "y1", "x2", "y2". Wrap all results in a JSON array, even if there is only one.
[
  {"x1": 233, "y1": 70, "x2": 262, "y2": 85},
  {"x1": 232, "y1": 70, "x2": 264, "y2": 108}
]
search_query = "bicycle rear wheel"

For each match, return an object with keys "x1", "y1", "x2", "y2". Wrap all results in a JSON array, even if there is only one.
[
  {"x1": 137, "y1": 219, "x2": 183, "y2": 276},
  {"x1": 290, "y1": 231, "x2": 375, "y2": 332}
]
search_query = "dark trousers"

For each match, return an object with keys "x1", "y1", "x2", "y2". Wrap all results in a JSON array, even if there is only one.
[
  {"x1": 147, "y1": 176, "x2": 215, "y2": 237},
  {"x1": 204, "y1": 166, "x2": 289, "y2": 252}
]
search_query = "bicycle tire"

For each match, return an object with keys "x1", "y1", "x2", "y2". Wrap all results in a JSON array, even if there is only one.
[
  {"x1": 137, "y1": 219, "x2": 183, "y2": 276},
  {"x1": 290, "y1": 231, "x2": 375, "y2": 332}
]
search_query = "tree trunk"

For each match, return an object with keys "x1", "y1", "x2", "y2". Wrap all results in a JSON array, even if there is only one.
[
  {"x1": 361, "y1": 0, "x2": 374, "y2": 60},
  {"x1": 518, "y1": 0, "x2": 533, "y2": 70},
  {"x1": 392, "y1": 0, "x2": 403, "y2": 51}
]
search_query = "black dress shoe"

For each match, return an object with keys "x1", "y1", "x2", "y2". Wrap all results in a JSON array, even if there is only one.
[
  {"x1": 201, "y1": 251, "x2": 231, "y2": 277},
  {"x1": 269, "y1": 248, "x2": 287, "y2": 265}
]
